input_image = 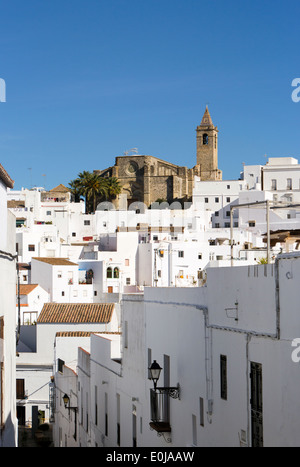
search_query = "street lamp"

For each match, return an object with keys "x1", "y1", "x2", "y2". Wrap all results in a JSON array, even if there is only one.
[
  {"x1": 148, "y1": 360, "x2": 180, "y2": 399},
  {"x1": 62, "y1": 393, "x2": 78, "y2": 440},
  {"x1": 148, "y1": 360, "x2": 162, "y2": 391}
]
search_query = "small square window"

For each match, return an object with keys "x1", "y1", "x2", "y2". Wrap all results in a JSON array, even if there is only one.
[
  {"x1": 28, "y1": 244, "x2": 35, "y2": 252},
  {"x1": 72, "y1": 232, "x2": 76, "y2": 237},
  {"x1": 84, "y1": 220, "x2": 90, "y2": 226}
]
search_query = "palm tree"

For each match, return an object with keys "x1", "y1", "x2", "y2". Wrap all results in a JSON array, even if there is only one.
[
  {"x1": 85, "y1": 174, "x2": 108, "y2": 213},
  {"x1": 104, "y1": 177, "x2": 122, "y2": 201},
  {"x1": 68, "y1": 178, "x2": 83, "y2": 203},
  {"x1": 69, "y1": 172, "x2": 121, "y2": 213}
]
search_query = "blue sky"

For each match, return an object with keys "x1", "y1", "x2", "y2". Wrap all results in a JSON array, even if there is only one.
[{"x1": 0, "y1": 0, "x2": 300, "y2": 190}]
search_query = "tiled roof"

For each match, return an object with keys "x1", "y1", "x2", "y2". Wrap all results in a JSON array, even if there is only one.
[
  {"x1": 37, "y1": 303, "x2": 115, "y2": 324},
  {"x1": 18, "y1": 263, "x2": 31, "y2": 271},
  {"x1": 0, "y1": 164, "x2": 14, "y2": 188},
  {"x1": 32, "y1": 257, "x2": 78, "y2": 266},
  {"x1": 19, "y1": 284, "x2": 38, "y2": 295},
  {"x1": 55, "y1": 331, "x2": 93, "y2": 337},
  {"x1": 49, "y1": 184, "x2": 70, "y2": 193},
  {"x1": 7, "y1": 200, "x2": 25, "y2": 208}
]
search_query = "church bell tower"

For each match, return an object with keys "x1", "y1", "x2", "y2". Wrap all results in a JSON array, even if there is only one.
[{"x1": 196, "y1": 106, "x2": 222, "y2": 181}]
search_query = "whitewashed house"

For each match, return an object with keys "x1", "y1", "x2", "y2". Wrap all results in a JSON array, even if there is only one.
[
  {"x1": 18, "y1": 284, "x2": 49, "y2": 325},
  {"x1": 16, "y1": 302, "x2": 118, "y2": 431},
  {"x1": 0, "y1": 164, "x2": 18, "y2": 447},
  {"x1": 54, "y1": 251, "x2": 300, "y2": 447},
  {"x1": 30, "y1": 257, "x2": 93, "y2": 303}
]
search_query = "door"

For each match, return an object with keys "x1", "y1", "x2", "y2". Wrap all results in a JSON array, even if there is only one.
[{"x1": 250, "y1": 362, "x2": 263, "y2": 447}]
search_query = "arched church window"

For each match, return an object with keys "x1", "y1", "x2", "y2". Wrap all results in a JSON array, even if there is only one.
[
  {"x1": 107, "y1": 267, "x2": 112, "y2": 278},
  {"x1": 203, "y1": 134, "x2": 208, "y2": 145},
  {"x1": 113, "y1": 267, "x2": 119, "y2": 278}
]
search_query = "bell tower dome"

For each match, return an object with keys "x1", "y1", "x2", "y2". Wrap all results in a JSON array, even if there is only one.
[{"x1": 196, "y1": 106, "x2": 222, "y2": 181}]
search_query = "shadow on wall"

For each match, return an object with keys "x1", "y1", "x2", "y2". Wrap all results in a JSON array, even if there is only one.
[{"x1": 1, "y1": 412, "x2": 17, "y2": 447}]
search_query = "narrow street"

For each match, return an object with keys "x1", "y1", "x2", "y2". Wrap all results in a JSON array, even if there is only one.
[{"x1": 18, "y1": 425, "x2": 53, "y2": 447}]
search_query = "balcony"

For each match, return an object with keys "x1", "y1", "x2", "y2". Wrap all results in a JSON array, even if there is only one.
[{"x1": 149, "y1": 389, "x2": 171, "y2": 434}]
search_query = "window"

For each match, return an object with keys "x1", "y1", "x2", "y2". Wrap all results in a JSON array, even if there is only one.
[
  {"x1": 205, "y1": 197, "x2": 208, "y2": 203},
  {"x1": 46, "y1": 210, "x2": 51, "y2": 216},
  {"x1": 178, "y1": 251, "x2": 184, "y2": 258},
  {"x1": 248, "y1": 220, "x2": 256, "y2": 227},
  {"x1": 61, "y1": 291, "x2": 65, "y2": 296},
  {"x1": 199, "y1": 398, "x2": 204, "y2": 427},
  {"x1": 227, "y1": 185, "x2": 230, "y2": 189},
  {"x1": 28, "y1": 244, "x2": 35, "y2": 251},
  {"x1": 271, "y1": 179, "x2": 277, "y2": 190},
  {"x1": 57, "y1": 271, "x2": 62, "y2": 278},
  {"x1": 226, "y1": 211, "x2": 230, "y2": 217},
  {"x1": 225, "y1": 222, "x2": 230, "y2": 228},
  {"x1": 113, "y1": 267, "x2": 119, "y2": 278},
  {"x1": 220, "y1": 355, "x2": 227, "y2": 400},
  {"x1": 105, "y1": 393, "x2": 108, "y2": 437},
  {"x1": 287, "y1": 178, "x2": 292, "y2": 190},
  {"x1": 84, "y1": 220, "x2": 90, "y2": 226},
  {"x1": 226, "y1": 197, "x2": 230, "y2": 202},
  {"x1": 107, "y1": 267, "x2": 112, "y2": 278},
  {"x1": 126, "y1": 277, "x2": 131, "y2": 285},
  {"x1": 124, "y1": 321, "x2": 128, "y2": 348},
  {"x1": 95, "y1": 386, "x2": 98, "y2": 426},
  {"x1": 72, "y1": 232, "x2": 76, "y2": 237},
  {"x1": 125, "y1": 259, "x2": 129, "y2": 266},
  {"x1": 203, "y1": 133, "x2": 208, "y2": 145},
  {"x1": 94, "y1": 291, "x2": 97, "y2": 296},
  {"x1": 157, "y1": 270, "x2": 161, "y2": 278},
  {"x1": 215, "y1": 211, "x2": 219, "y2": 217},
  {"x1": 117, "y1": 394, "x2": 121, "y2": 446},
  {"x1": 153, "y1": 235, "x2": 158, "y2": 241},
  {"x1": 215, "y1": 223, "x2": 220, "y2": 228},
  {"x1": 198, "y1": 253, "x2": 202, "y2": 260},
  {"x1": 192, "y1": 414, "x2": 197, "y2": 446},
  {"x1": 16, "y1": 379, "x2": 25, "y2": 399},
  {"x1": 215, "y1": 197, "x2": 219, "y2": 203},
  {"x1": 58, "y1": 358, "x2": 65, "y2": 373}
]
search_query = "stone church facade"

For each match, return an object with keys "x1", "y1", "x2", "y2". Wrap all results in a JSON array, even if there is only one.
[{"x1": 95, "y1": 107, "x2": 222, "y2": 208}]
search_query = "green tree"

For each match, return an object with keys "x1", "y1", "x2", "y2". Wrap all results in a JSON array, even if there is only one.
[
  {"x1": 104, "y1": 177, "x2": 122, "y2": 201},
  {"x1": 69, "y1": 172, "x2": 121, "y2": 213}
]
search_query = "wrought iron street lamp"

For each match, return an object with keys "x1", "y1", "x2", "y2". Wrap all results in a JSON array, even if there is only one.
[
  {"x1": 148, "y1": 360, "x2": 180, "y2": 399},
  {"x1": 62, "y1": 393, "x2": 78, "y2": 440}
]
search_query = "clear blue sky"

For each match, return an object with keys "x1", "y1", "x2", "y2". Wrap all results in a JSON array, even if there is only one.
[{"x1": 1, "y1": 0, "x2": 300, "y2": 190}]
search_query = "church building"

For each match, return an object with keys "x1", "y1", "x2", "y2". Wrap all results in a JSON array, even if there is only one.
[{"x1": 94, "y1": 106, "x2": 222, "y2": 208}]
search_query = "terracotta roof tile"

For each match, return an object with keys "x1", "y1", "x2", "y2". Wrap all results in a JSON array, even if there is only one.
[
  {"x1": 37, "y1": 303, "x2": 115, "y2": 324},
  {"x1": 0, "y1": 164, "x2": 14, "y2": 188},
  {"x1": 19, "y1": 284, "x2": 38, "y2": 295},
  {"x1": 32, "y1": 257, "x2": 78, "y2": 266}
]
